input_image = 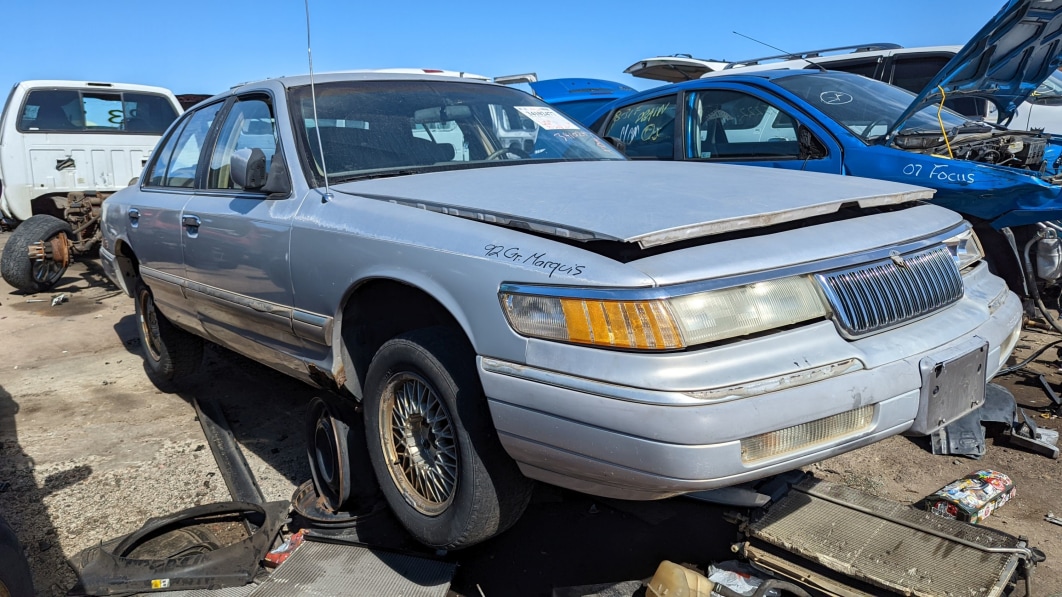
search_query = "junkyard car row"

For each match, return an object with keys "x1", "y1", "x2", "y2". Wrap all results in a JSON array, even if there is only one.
[{"x1": 0, "y1": 0, "x2": 1053, "y2": 559}]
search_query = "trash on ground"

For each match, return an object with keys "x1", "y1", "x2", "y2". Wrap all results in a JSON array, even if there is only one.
[
  {"x1": 1046, "y1": 513, "x2": 1062, "y2": 527},
  {"x1": 264, "y1": 528, "x2": 306, "y2": 567},
  {"x1": 645, "y1": 561, "x2": 716, "y2": 597},
  {"x1": 66, "y1": 500, "x2": 288, "y2": 596},
  {"x1": 924, "y1": 470, "x2": 1015, "y2": 524},
  {"x1": 931, "y1": 383, "x2": 1059, "y2": 459},
  {"x1": 51, "y1": 293, "x2": 67, "y2": 306},
  {"x1": 707, "y1": 560, "x2": 779, "y2": 596}
]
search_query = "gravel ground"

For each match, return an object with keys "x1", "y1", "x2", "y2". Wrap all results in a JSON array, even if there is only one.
[{"x1": 1, "y1": 231, "x2": 1060, "y2": 596}]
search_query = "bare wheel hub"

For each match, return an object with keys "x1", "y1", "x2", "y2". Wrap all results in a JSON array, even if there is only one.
[
  {"x1": 137, "y1": 290, "x2": 164, "y2": 362},
  {"x1": 380, "y1": 373, "x2": 457, "y2": 516},
  {"x1": 26, "y1": 232, "x2": 71, "y2": 285}
]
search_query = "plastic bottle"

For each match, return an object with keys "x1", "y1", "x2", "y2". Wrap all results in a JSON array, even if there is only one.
[{"x1": 645, "y1": 560, "x2": 717, "y2": 597}]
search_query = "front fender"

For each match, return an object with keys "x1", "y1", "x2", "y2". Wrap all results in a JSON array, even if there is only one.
[{"x1": 845, "y1": 145, "x2": 1062, "y2": 227}]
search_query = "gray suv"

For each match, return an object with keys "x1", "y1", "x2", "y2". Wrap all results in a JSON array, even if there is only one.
[{"x1": 100, "y1": 71, "x2": 1021, "y2": 549}]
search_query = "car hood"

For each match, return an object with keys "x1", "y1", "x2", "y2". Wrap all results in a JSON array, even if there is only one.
[
  {"x1": 890, "y1": 0, "x2": 1062, "y2": 136},
  {"x1": 333, "y1": 161, "x2": 934, "y2": 249}
]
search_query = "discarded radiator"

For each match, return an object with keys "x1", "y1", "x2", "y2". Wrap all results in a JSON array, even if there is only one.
[{"x1": 736, "y1": 478, "x2": 1038, "y2": 597}]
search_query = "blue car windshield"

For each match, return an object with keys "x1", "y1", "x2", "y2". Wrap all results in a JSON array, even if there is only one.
[
  {"x1": 772, "y1": 72, "x2": 968, "y2": 141},
  {"x1": 289, "y1": 80, "x2": 624, "y2": 184}
]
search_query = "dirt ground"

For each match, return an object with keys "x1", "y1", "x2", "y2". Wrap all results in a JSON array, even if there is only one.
[{"x1": 0, "y1": 230, "x2": 1060, "y2": 596}]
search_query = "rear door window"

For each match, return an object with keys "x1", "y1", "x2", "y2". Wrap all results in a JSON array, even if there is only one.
[
  {"x1": 812, "y1": 57, "x2": 881, "y2": 79},
  {"x1": 889, "y1": 54, "x2": 988, "y2": 117},
  {"x1": 146, "y1": 102, "x2": 222, "y2": 188},
  {"x1": 603, "y1": 95, "x2": 676, "y2": 159}
]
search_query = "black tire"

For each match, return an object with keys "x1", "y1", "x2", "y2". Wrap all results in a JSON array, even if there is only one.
[
  {"x1": 134, "y1": 278, "x2": 203, "y2": 381},
  {"x1": 0, "y1": 514, "x2": 35, "y2": 597},
  {"x1": 0, "y1": 214, "x2": 72, "y2": 294},
  {"x1": 363, "y1": 327, "x2": 533, "y2": 549}
]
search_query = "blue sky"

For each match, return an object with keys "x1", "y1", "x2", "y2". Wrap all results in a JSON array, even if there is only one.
[{"x1": 0, "y1": 1, "x2": 1008, "y2": 98}]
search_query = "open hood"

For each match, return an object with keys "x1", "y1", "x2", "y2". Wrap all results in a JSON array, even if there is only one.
[
  {"x1": 333, "y1": 161, "x2": 933, "y2": 249},
  {"x1": 889, "y1": 0, "x2": 1062, "y2": 137},
  {"x1": 623, "y1": 56, "x2": 729, "y2": 83}
]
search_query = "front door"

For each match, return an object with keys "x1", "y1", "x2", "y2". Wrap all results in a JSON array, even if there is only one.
[
  {"x1": 682, "y1": 88, "x2": 843, "y2": 174},
  {"x1": 179, "y1": 94, "x2": 302, "y2": 356}
]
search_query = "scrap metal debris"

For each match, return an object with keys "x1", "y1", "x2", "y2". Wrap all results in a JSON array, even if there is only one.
[{"x1": 51, "y1": 293, "x2": 67, "y2": 306}]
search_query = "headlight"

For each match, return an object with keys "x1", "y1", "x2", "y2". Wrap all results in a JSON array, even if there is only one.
[
  {"x1": 942, "y1": 226, "x2": 984, "y2": 271},
  {"x1": 499, "y1": 275, "x2": 827, "y2": 350}
]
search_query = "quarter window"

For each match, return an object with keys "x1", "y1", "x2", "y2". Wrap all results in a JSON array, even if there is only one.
[
  {"x1": 603, "y1": 96, "x2": 676, "y2": 159},
  {"x1": 146, "y1": 102, "x2": 222, "y2": 188},
  {"x1": 208, "y1": 97, "x2": 278, "y2": 190},
  {"x1": 686, "y1": 90, "x2": 801, "y2": 160}
]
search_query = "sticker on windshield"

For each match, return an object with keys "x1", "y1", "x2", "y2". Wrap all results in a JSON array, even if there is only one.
[
  {"x1": 819, "y1": 91, "x2": 854, "y2": 105},
  {"x1": 514, "y1": 106, "x2": 579, "y2": 130}
]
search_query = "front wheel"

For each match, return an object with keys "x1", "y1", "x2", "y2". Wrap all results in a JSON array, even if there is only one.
[
  {"x1": 363, "y1": 327, "x2": 533, "y2": 549},
  {"x1": 0, "y1": 214, "x2": 73, "y2": 293},
  {"x1": 134, "y1": 278, "x2": 203, "y2": 381}
]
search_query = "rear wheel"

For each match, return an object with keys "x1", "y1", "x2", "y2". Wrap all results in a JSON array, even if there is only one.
[
  {"x1": 0, "y1": 214, "x2": 72, "y2": 293},
  {"x1": 134, "y1": 278, "x2": 203, "y2": 381},
  {"x1": 363, "y1": 327, "x2": 533, "y2": 549}
]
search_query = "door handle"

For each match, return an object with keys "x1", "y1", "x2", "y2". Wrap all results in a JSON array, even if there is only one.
[
  {"x1": 182, "y1": 215, "x2": 201, "y2": 228},
  {"x1": 128, "y1": 208, "x2": 140, "y2": 220}
]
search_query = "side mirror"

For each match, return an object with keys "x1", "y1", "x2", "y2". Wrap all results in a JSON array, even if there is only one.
[
  {"x1": 604, "y1": 136, "x2": 627, "y2": 155},
  {"x1": 231, "y1": 148, "x2": 267, "y2": 189},
  {"x1": 230, "y1": 148, "x2": 292, "y2": 197},
  {"x1": 797, "y1": 124, "x2": 828, "y2": 160}
]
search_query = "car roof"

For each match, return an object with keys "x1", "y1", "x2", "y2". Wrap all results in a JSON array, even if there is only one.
[
  {"x1": 13, "y1": 79, "x2": 177, "y2": 95},
  {"x1": 194, "y1": 70, "x2": 502, "y2": 106}
]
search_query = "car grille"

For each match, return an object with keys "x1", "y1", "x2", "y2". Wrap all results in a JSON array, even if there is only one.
[{"x1": 816, "y1": 245, "x2": 963, "y2": 338}]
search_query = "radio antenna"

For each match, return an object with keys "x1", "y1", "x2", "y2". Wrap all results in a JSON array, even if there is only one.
[
  {"x1": 732, "y1": 31, "x2": 828, "y2": 73},
  {"x1": 305, "y1": 0, "x2": 332, "y2": 202}
]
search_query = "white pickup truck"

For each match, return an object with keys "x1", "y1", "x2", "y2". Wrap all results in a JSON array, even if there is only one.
[{"x1": 0, "y1": 80, "x2": 181, "y2": 293}]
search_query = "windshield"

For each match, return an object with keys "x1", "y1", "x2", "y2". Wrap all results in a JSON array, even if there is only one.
[
  {"x1": 289, "y1": 80, "x2": 623, "y2": 184},
  {"x1": 772, "y1": 71, "x2": 968, "y2": 140}
]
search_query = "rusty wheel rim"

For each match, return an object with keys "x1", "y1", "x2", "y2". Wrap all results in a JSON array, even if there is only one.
[
  {"x1": 31, "y1": 256, "x2": 65, "y2": 286},
  {"x1": 379, "y1": 372, "x2": 458, "y2": 516},
  {"x1": 136, "y1": 289, "x2": 164, "y2": 363}
]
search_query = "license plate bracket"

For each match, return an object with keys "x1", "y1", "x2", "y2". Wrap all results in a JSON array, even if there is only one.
[{"x1": 911, "y1": 338, "x2": 988, "y2": 435}]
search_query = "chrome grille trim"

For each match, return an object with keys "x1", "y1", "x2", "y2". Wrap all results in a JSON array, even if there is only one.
[{"x1": 816, "y1": 246, "x2": 963, "y2": 338}]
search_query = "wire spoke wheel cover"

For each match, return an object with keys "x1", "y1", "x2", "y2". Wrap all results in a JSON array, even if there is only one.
[{"x1": 380, "y1": 372, "x2": 458, "y2": 515}]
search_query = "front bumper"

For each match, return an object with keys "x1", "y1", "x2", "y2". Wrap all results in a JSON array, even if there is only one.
[{"x1": 480, "y1": 264, "x2": 1022, "y2": 500}]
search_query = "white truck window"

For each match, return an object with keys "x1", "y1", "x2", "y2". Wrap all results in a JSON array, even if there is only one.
[{"x1": 17, "y1": 89, "x2": 179, "y2": 134}]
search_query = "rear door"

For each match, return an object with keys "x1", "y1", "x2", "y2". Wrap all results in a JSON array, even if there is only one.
[{"x1": 127, "y1": 101, "x2": 224, "y2": 332}]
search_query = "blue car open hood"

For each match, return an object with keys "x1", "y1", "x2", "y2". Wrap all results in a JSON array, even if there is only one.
[{"x1": 890, "y1": 0, "x2": 1062, "y2": 137}]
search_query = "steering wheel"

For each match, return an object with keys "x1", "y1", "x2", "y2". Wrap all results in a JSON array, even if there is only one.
[
  {"x1": 859, "y1": 118, "x2": 889, "y2": 138},
  {"x1": 485, "y1": 146, "x2": 530, "y2": 161}
]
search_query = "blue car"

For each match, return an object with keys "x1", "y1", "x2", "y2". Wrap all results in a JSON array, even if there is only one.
[
  {"x1": 528, "y1": 78, "x2": 636, "y2": 122},
  {"x1": 585, "y1": 0, "x2": 1062, "y2": 295}
]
